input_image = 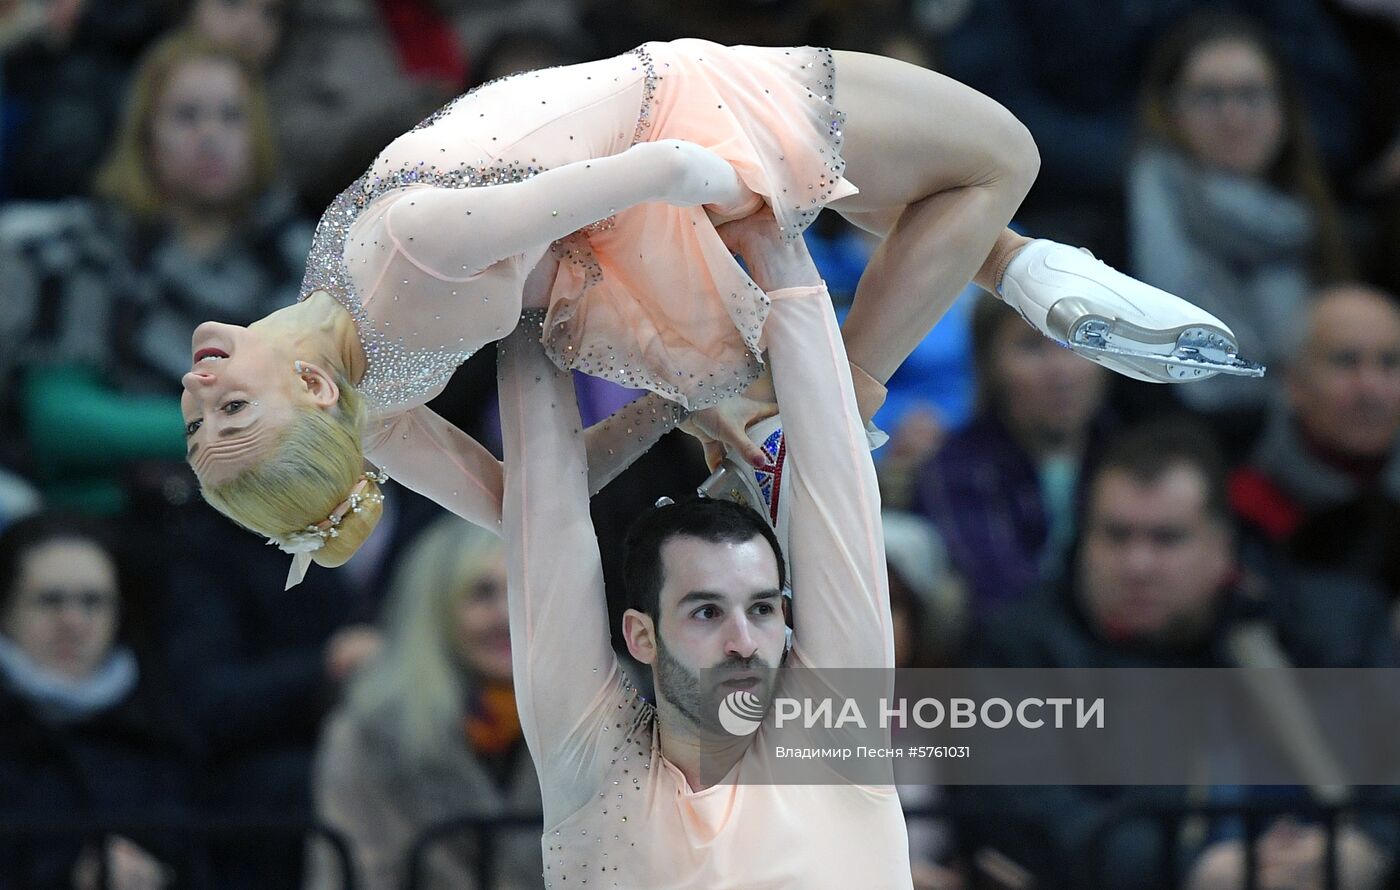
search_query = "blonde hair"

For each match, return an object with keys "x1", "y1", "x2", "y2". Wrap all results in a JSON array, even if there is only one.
[
  {"x1": 200, "y1": 374, "x2": 378, "y2": 569},
  {"x1": 94, "y1": 30, "x2": 278, "y2": 218},
  {"x1": 345, "y1": 515, "x2": 506, "y2": 766}
]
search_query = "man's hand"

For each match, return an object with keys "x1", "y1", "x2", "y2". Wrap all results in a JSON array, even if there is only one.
[
  {"x1": 715, "y1": 207, "x2": 823, "y2": 291},
  {"x1": 677, "y1": 208, "x2": 832, "y2": 466}
]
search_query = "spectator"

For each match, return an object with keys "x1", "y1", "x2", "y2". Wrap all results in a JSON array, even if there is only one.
[
  {"x1": 0, "y1": 513, "x2": 192, "y2": 890},
  {"x1": 156, "y1": 480, "x2": 436, "y2": 889},
  {"x1": 0, "y1": 466, "x2": 39, "y2": 532},
  {"x1": 935, "y1": 0, "x2": 1363, "y2": 266},
  {"x1": 268, "y1": 0, "x2": 464, "y2": 213},
  {"x1": 883, "y1": 510, "x2": 965, "y2": 890},
  {"x1": 1231, "y1": 284, "x2": 1400, "y2": 603},
  {"x1": 913, "y1": 294, "x2": 1112, "y2": 619},
  {"x1": 883, "y1": 510, "x2": 966, "y2": 669},
  {"x1": 957, "y1": 421, "x2": 1396, "y2": 889},
  {"x1": 0, "y1": 0, "x2": 167, "y2": 201},
  {"x1": 185, "y1": 0, "x2": 286, "y2": 68},
  {"x1": 468, "y1": 26, "x2": 590, "y2": 86},
  {"x1": 1128, "y1": 12, "x2": 1351, "y2": 429},
  {"x1": 0, "y1": 30, "x2": 311, "y2": 516},
  {"x1": 306, "y1": 514, "x2": 543, "y2": 890}
]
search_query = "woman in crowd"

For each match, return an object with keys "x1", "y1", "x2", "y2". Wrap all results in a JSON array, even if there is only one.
[
  {"x1": 306, "y1": 514, "x2": 542, "y2": 890},
  {"x1": 1128, "y1": 12, "x2": 1351, "y2": 427},
  {"x1": 0, "y1": 30, "x2": 309, "y2": 515},
  {"x1": 0, "y1": 513, "x2": 191, "y2": 890}
]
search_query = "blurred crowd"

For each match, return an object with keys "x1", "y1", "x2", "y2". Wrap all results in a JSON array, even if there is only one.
[{"x1": 4, "y1": 0, "x2": 1400, "y2": 888}]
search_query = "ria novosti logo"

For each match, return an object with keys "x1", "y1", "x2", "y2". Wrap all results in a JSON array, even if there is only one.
[{"x1": 718, "y1": 689, "x2": 766, "y2": 736}]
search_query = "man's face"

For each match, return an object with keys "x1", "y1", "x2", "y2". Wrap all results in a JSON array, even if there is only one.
[
  {"x1": 1078, "y1": 465, "x2": 1233, "y2": 646},
  {"x1": 991, "y1": 320, "x2": 1107, "y2": 447},
  {"x1": 1290, "y1": 290, "x2": 1400, "y2": 459},
  {"x1": 646, "y1": 535, "x2": 786, "y2": 735}
]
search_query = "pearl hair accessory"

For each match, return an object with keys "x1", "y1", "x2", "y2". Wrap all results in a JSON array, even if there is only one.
[{"x1": 269, "y1": 469, "x2": 389, "y2": 589}]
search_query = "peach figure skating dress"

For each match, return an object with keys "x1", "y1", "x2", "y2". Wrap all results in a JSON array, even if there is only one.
[{"x1": 297, "y1": 40, "x2": 856, "y2": 527}]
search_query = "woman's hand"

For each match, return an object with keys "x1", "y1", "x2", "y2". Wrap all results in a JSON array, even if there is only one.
[
  {"x1": 652, "y1": 139, "x2": 757, "y2": 216},
  {"x1": 680, "y1": 368, "x2": 778, "y2": 470}
]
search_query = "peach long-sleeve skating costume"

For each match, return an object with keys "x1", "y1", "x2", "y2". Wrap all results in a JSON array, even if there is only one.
[
  {"x1": 296, "y1": 40, "x2": 856, "y2": 529},
  {"x1": 497, "y1": 283, "x2": 911, "y2": 889}
]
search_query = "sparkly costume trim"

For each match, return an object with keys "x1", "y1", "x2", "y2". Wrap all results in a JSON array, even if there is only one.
[
  {"x1": 299, "y1": 47, "x2": 659, "y2": 413},
  {"x1": 777, "y1": 46, "x2": 847, "y2": 242}
]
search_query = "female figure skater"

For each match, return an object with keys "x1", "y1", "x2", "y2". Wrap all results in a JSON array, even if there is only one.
[{"x1": 181, "y1": 40, "x2": 1260, "y2": 585}]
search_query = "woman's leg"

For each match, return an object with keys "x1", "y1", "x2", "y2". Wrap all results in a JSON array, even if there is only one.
[{"x1": 830, "y1": 49, "x2": 1039, "y2": 385}]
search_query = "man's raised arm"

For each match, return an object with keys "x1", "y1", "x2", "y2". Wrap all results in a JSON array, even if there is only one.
[
  {"x1": 728, "y1": 214, "x2": 895, "y2": 669},
  {"x1": 497, "y1": 313, "x2": 622, "y2": 813}
]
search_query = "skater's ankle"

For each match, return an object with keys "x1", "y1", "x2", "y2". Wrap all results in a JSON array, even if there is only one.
[{"x1": 975, "y1": 230, "x2": 1034, "y2": 296}]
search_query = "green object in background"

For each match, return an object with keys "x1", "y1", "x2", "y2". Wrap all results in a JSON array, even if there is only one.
[{"x1": 21, "y1": 363, "x2": 186, "y2": 514}]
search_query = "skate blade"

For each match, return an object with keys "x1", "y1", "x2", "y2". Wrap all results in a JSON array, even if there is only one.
[
  {"x1": 698, "y1": 462, "x2": 766, "y2": 513},
  {"x1": 1069, "y1": 318, "x2": 1266, "y2": 380}
]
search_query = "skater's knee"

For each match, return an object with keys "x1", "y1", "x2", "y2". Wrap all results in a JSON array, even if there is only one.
[{"x1": 984, "y1": 107, "x2": 1039, "y2": 201}]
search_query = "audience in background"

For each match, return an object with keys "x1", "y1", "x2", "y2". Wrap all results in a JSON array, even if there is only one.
[
  {"x1": 883, "y1": 510, "x2": 966, "y2": 669},
  {"x1": 0, "y1": 513, "x2": 192, "y2": 890},
  {"x1": 307, "y1": 515, "x2": 543, "y2": 890},
  {"x1": 268, "y1": 0, "x2": 462, "y2": 213},
  {"x1": 913, "y1": 295, "x2": 1112, "y2": 620},
  {"x1": 158, "y1": 484, "x2": 435, "y2": 890},
  {"x1": 1128, "y1": 13, "x2": 1351, "y2": 435},
  {"x1": 0, "y1": 0, "x2": 167, "y2": 201},
  {"x1": 0, "y1": 31, "x2": 310, "y2": 516},
  {"x1": 884, "y1": 510, "x2": 965, "y2": 889},
  {"x1": 467, "y1": 25, "x2": 589, "y2": 86},
  {"x1": 936, "y1": 0, "x2": 1362, "y2": 267},
  {"x1": 185, "y1": 0, "x2": 285, "y2": 68},
  {"x1": 957, "y1": 421, "x2": 1397, "y2": 889},
  {"x1": 1, "y1": 3, "x2": 1399, "y2": 886},
  {"x1": 1231, "y1": 284, "x2": 1400, "y2": 605}
]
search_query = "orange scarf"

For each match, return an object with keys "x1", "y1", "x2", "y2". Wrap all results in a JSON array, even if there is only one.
[{"x1": 465, "y1": 681, "x2": 522, "y2": 755}]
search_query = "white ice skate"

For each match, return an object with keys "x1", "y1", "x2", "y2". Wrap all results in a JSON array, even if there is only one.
[
  {"x1": 697, "y1": 415, "x2": 790, "y2": 549},
  {"x1": 998, "y1": 239, "x2": 1265, "y2": 382}
]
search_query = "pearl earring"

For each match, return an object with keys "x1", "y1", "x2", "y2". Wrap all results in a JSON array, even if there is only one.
[{"x1": 294, "y1": 361, "x2": 305, "y2": 374}]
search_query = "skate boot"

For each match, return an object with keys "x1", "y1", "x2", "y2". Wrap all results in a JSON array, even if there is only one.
[
  {"x1": 697, "y1": 415, "x2": 790, "y2": 549},
  {"x1": 998, "y1": 239, "x2": 1265, "y2": 382}
]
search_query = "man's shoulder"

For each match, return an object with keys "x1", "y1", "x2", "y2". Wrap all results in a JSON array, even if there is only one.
[{"x1": 967, "y1": 585, "x2": 1092, "y2": 668}]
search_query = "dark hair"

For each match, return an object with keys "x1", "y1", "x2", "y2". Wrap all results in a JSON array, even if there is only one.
[
  {"x1": 968, "y1": 293, "x2": 1032, "y2": 415},
  {"x1": 470, "y1": 28, "x2": 593, "y2": 89},
  {"x1": 623, "y1": 496, "x2": 787, "y2": 621},
  {"x1": 1136, "y1": 11, "x2": 1351, "y2": 281},
  {"x1": 0, "y1": 513, "x2": 121, "y2": 615},
  {"x1": 1089, "y1": 419, "x2": 1231, "y2": 521}
]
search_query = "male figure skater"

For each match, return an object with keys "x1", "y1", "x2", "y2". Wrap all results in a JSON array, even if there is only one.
[{"x1": 496, "y1": 209, "x2": 910, "y2": 889}]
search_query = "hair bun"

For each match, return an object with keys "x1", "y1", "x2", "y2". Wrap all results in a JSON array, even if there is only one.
[{"x1": 312, "y1": 475, "x2": 385, "y2": 569}]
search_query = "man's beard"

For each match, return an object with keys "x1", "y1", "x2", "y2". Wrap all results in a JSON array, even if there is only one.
[{"x1": 655, "y1": 634, "x2": 775, "y2": 735}]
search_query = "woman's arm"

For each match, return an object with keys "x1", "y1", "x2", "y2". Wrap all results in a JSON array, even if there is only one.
[
  {"x1": 365, "y1": 396, "x2": 689, "y2": 531},
  {"x1": 381, "y1": 139, "x2": 752, "y2": 276}
]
